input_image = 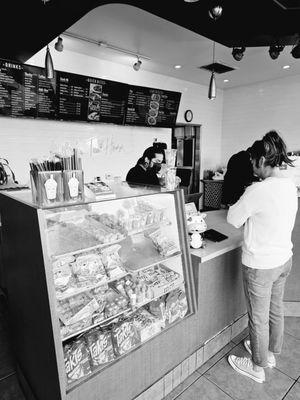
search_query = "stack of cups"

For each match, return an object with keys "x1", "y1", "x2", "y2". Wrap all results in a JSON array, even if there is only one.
[{"x1": 164, "y1": 149, "x2": 177, "y2": 190}]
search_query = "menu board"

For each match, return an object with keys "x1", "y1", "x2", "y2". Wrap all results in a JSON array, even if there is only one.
[
  {"x1": 0, "y1": 60, "x2": 56, "y2": 119},
  {"x1": 57, "y1": 71, "x2": 89, "y2": 121},
  {"x1": 125, "y1": 85, "x2": 181, "y2": 127},
  {"x1": 0, "y1": 58, "x2": 181, "y2": 127}
]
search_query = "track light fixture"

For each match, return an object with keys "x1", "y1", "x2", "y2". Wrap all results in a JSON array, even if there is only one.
[
  {"x1": 133, "y1": 58, "x2": 142, "y2": 71},
  {"x1": 54, "y1": 36, "x2": 64, "y2": 52},
  {"x1": 208, "y1": 5, "x2": 223, "y2": 20},
  {"x1": 291, "y1": 39, "x2": 300, "y2": 58},
  {"x1": 45, "y1": 45, "x2": 54, "y2": 79},
  {"x1": 232, "y1": 46, "x2": 246, "y2": 61},
  {"x1": 269, "y1": 45, "x2": 284, "y2": 60}
]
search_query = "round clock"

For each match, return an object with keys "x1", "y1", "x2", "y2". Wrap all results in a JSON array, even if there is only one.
[{"x1": 184, "y1": 109, "x2": 193, "y2": 122}]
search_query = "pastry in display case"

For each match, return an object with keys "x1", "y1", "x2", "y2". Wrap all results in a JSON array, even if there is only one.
[{"x1": 0, "y1": 184, "x2": 195, "y2": 400}]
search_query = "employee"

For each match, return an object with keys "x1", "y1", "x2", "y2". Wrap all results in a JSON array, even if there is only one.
[
  {"x1": 221, "y1": 144, "x2": 260, "y2": 206},
  {"x1": 126, "y1": 146, "x2": 164, "y2": 186}
]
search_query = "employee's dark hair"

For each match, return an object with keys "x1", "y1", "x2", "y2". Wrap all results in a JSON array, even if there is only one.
[
  {"x1": 137, "y1": 146, "x2": 164, "y2": 165},
  {"x1": 249, "y1": 130, "x2": 294, "y2": 168}
]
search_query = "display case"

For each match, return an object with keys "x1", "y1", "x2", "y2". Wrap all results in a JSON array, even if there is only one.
[{"x1": 0, "y1": 183, "x2": 195, "y2": 400}]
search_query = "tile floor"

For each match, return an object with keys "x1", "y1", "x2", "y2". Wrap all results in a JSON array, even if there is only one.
[
  {"x1": 0, "y1": 290, "x2": 299, "y2": 400},
  {"x1": 164, "y1": 317, "x2": 300, "y2": 400}
]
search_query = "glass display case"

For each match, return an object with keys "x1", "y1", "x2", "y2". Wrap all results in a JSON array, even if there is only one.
[{"x1": 0, "y1": 184, "x2": 195, "y2": 400}]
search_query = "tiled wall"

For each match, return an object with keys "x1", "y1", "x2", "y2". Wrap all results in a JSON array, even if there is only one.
[
  {"x1": 221, "y1": 74, "x2": 300, "y2": 166},
  {"x1": 0, "y1": 47, "x2": 223, "y2": 185},
  {"x1": 134, "y1": 313, "x2": 248, "y2": 400}
]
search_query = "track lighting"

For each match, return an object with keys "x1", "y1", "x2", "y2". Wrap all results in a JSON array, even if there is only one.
[
  {"x1": 133, "y1": 58, "x2": 142, "y2": 71},
  {"x1": 291, "y1": 39, "x2": 300, "y2": 58},
  {"x1": 208, "y1": 5, "x2": 223, "y2": 20},
  {"x1": 268, "y1": 45, "x2": 284, "y2": 60},
  {"x1": 45, "y1": 46, "x2": 54, "y2": 79},
  {"x1": 232, "y1": 46, "x2": 246, "y2": 61},
  {"x1": 54, "y1": 36, "x2": 63, "y2": 52}
]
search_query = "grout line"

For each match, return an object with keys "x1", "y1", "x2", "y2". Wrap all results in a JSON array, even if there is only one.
[
  {"x1": 281, "y1": 380, "x2": 299, "y2": 400},
  {"x1": 204, "y1": 375, "x2": 237, "y2": 400},
  {"x1": 0, "y1": 371, "x2": 16, "y2": 383},
  {"x1": 170, "y1": 372, "x2": 202, "y2": 400},
  {"x1": 196, "y1": 341, "x2": 240, "y2": 377}
]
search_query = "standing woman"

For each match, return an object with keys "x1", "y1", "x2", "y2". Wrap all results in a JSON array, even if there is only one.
[{"x1": 227, "y1": 130, "x2": 298, "y2": 383}]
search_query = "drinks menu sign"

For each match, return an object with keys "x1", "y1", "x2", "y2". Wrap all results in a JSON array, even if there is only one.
[
  {"x1": 0, "y1": 58, "x2": 181, "y2": 127},
  {"x1": 0, "y1": 60, "x2": 56, "y2": 119}
]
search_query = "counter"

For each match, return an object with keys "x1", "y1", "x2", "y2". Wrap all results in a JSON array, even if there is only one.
[{"x1": 190, "y1": 209, "x2": 243, "y2": 262}]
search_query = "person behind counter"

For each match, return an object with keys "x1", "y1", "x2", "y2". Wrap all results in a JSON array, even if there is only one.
[
  {"x1": 221, "y1": 145, "x2": 260, "y2": 207},
  {"x1": 226, "y1": 130, "x2": 297, "y2": 384},
  {"x1": 126, "y1": 146, "x2": 164, "y2": 186}
]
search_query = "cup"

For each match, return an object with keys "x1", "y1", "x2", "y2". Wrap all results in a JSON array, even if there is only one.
[
  {"x1": 165, "y1": 167, "x2": 177, "y2": 190},
  {"x1": 30, "y1": 170, "x2": 63, "y2": 206},
  {"x1": 164, "y1": 149, "x2": 177, "y2": 167},
  {"x1": 63, "y1": 170, "x2": 84, "y2": 202}
]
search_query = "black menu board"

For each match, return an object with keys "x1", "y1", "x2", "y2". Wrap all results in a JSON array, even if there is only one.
[
  {"x1": 0, "y1": 60, "x2": 56, "y2": 119},
  {"x1": 125, "y1": 85, "x2": 181, "y2": 128},
  {"x1": 86, "y1": 77, "x2": 127, "y2": 125},
  {"x1": 57, "y1": 71, "x2": 89, "y2": 121},
  {"x1": 0, "y1": 58, "x2": 181, "y2": 127}
]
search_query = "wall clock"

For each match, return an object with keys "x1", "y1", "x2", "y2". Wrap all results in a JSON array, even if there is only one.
[{"x1": 184, "y1": 109, "x2": 193, "y2": 122}]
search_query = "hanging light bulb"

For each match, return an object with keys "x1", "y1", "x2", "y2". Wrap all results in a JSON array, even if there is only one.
[
  {"x1": 208, "y1": 72, "x2": 216, "y2": 100},
  {"x1": 54, "y1": 36, "x2": 63, "y2": 52},
  {"x1": 208, "y1": 5, "x2": 223, "y2": 20},
  {"x1": 208, "y1": 41, "x2": 217, "y2": 100},
  {"x1": 45, "y1": 45, "x2": 54, "y2": 79}
]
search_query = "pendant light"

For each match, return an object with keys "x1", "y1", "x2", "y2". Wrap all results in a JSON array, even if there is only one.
[
  {"x1": 45, "y1": 45, "x2": 54, "y2": 79},
  {"x1": 208, "y1": 41, "x2": 216, "y2": 100}
]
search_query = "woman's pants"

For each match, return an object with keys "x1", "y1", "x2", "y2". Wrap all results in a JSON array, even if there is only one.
[{"x1": 242, "y1": 258, "x2": 292, "y2": 367}]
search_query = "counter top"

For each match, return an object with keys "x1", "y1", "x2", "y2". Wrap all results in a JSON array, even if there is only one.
[{"x1": 190, "y1": 209, "x2": 243, "y2": 263}]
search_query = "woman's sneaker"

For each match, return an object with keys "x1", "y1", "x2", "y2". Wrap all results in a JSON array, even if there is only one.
[
  {"x1": 243, "y1": 339, "x2": 276, "y2": 368},
  {"x1": 228, "y1": 355, "x2": 265, "y2": 383}
]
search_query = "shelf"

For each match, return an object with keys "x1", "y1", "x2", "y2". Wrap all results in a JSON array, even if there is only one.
[
  {"x1": 56, "y1": 271, "x2": 128, "y2": 301},
  {"x1": 51, "y1": 237, "x2": 125, "y2": 259},
  {"x1": 129, "y1": 278, "x2": 184, "y2": 311},
  {"x1": 61, "y1": 307, "x2": 131, "y2": 342},
  {"x1": 61, "y1": 274, "x2": 184, "y2": 342},
  {"x1": 50, "y1": 220, "x2": 170, "y2": 260}
]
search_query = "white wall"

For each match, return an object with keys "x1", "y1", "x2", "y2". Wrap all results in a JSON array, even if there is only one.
[
  {"x1": 222, "y1": 74, "x2": 300, "y2": 166},
  {"x1": 0, "y1": 48, "x2": 224, "y2": 185}
]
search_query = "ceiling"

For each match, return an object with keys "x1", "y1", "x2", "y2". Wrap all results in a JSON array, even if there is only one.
[{"x1": 2, "y1": 0, "x2": 300, "y2": 89}]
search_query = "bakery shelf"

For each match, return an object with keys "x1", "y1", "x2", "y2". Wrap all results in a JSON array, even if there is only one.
[{"x1": 61, "y1": 307, "x2": 131, "y2": 342}]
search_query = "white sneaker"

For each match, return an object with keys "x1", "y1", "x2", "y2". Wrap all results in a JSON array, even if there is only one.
[
  {"x1": 228, "y1": 355, "x2": 265, "y2": 383},
  {"x1": 244, "y1": 339, "x2": 276, "y2": 368}
]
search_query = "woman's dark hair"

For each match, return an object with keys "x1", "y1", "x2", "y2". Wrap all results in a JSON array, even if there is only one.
[
  {"x1": 137, "y1": 146, "x2": 164, "y2": 165},
  {"x1": 249, "y1": 130, "x2": 294, "y2": 168}
]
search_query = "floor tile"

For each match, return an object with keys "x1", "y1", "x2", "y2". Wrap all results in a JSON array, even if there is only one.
[
  {"x1": 204, "y1": 344, "x2": 294, "y2": 400},
  {"x1": 275, "y1": 332, "x2": 300, "y2": 380},
  {"x1": 0, "y1": 374, "x2": 26, "y2": 400},
  {"x1": 197, "y1": 342, "x2": 236, "y2": 376},
  {"x1": 284, "y1": 317, "x2": 300, "y2": 340},
  {"x1": 283, "y1": 382, "x2": 300, "y2": 400},
  {"x1": 163, "y1": 372, "x2": 200, "y2": 400},
  {"x1": 176, "y1": 376, "x2": 233, "y2": 400}
]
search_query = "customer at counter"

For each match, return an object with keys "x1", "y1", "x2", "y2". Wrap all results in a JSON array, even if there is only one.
[
  {"x1": 126, "y1": 146, "x2": 164, "y2": 186},
  {"x1": 226, "y1": 130, "x2": 297, "y2": 384},
  {"x1": 221, "y1": 145, "x2": 260, "y2": 207}
]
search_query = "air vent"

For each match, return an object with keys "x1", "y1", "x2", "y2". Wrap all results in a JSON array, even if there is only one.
[
  {"x1": 198, "y1": 62, "x2": 236, "y2": 74},
  {"x1": 273, "y1": 0, "x2": 300, "y2": 10}
]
